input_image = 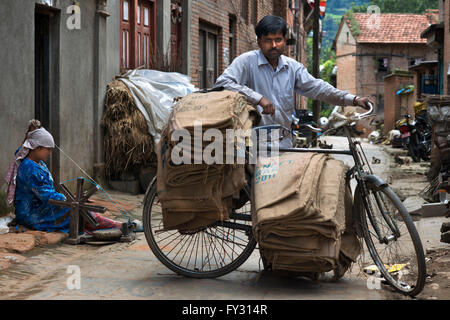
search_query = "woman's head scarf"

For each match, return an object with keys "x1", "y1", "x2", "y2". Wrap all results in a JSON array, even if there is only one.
[{"x1": 4, "y1": 127, "x2": 55, "y2": 207}]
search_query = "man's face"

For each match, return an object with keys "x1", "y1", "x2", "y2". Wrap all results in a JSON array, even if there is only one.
[{"x1": 257, "y1": 31, "x2": 286, "y2": 61}]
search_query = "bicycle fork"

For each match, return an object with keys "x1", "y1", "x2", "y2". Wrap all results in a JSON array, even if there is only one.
[
  {"x1": 359, "y1": 180, "x2": 401, "y2": 244},
  {"x1": 352, "y1": 174, "x2": 401, "y2": 244}
]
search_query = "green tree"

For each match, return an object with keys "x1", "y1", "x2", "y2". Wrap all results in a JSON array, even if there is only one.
[
  {"x1": 306, "y1": 38, "x2": 336, "y2": 115},
  {"x1": 352, "y1": 0, "x2": 438, "y2": 14}
]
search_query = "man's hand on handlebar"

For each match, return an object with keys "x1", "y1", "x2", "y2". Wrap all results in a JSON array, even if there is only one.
[
  {"x1": 258, "y1": 96, "x2": 275, "y2": 115},
  {"x1": 354, "y1": 96, "x2": 375, "y2": 110}
]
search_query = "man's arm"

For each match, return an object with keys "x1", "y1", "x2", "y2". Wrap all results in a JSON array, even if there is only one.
[
  {"x1": 214, "y1": 56, "x2": 275, "y2": 114},
  {"x1": 294, "y1": 63, "x2": 356, "y2": 107},
  {"x1": 214, "y1": 55, "x2": 263, "y2": 106}
]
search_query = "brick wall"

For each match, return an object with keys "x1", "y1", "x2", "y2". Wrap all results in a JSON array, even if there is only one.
[
  {"x1": 336, "y1": 22, "x2": 357, "y2": 94},
  {"x1": 336, "y1": 20, "x2": 432, "y2": 114},
  {"x1": 383, "y1": 74, "x2": 415, "y2": 134},
  {"x1": 356, "y1": 43, "x2": 430, "y2": 114}
]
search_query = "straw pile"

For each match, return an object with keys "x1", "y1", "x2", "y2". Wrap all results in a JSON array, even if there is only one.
[{"x1": 101, "y1": 80, "x2": 156, "y2": 179}]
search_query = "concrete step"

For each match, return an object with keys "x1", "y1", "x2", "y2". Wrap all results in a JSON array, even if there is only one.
[{"x1": 108, "y1": 179, "x2": 141, "y2": 195}]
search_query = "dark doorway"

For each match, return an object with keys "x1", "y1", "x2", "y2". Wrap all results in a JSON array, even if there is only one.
[
  {"x1": 35, "y1": 12, "x2": 50, "y2": 130},
  {"x1": 35, "y1": 5, "x2": 60, "y2": 183}
]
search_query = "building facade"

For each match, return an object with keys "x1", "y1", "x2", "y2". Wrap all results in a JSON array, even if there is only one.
[
  {"x1": 186, "y1": 0, "x2": 311, "y2": 89},
  {"x1": 0, "y1": 0, "x2": 311, "y2": 194},
  {"x1": 0, "y1": 0, "x2": 122, "y2": 187},
  {"x1": 334, "y1": 13, "x2": 436, "y2": 117}
]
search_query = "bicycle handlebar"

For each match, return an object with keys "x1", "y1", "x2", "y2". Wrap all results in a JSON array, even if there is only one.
[
  {"x1": 359, "y1": 102, "x2": 374, "y2": 119},
  {"x1": 299, "y1": 123, "x2": 322, "y2": 132},
  {"x1": 330, "y1": 102, "x2": 374, "y2": 122},
  {"x1": 253, "y1": 102, "x2": 374, "y2": 136}
]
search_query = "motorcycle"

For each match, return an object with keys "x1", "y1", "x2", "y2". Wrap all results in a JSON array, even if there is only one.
[
  {"x1": 414, "y1": 103, "x2": 432, "y2": 161},
  {"x1": 291, "y1": 109, "x2": 315, "y2": 148},
  {"x1": 395, "y1": 113, "x2": 430, "y2": 162},
  {"x1": 394, "y1": 87, "x2": 431, "y2": 162}
]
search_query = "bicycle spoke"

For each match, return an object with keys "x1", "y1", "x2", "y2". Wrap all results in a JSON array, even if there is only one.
[
  {"x1": 172, "y1": 233, "x2": 194, "y2": 262},
  {"x1": 165, "y1": 234, "x2": 187, "y2": 256},
  {"x1": 145, "y1": 187, "x2": 255, "y2": 277},
  {"x1": 210, "y1": 227, "x2": 248, "y2": 248},
  {"x1": 209, "y1": 228, "x2": 237, "y2": 262},
  {"x1": 185, "y1": 233, "x2": 198, "y2": 268},
  {"x1": 207, "y1": 230, "x2": 226, "y2": 267}
]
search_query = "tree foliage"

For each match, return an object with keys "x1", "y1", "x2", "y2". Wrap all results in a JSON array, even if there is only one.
[{"x1": 352, "y1": 0, "x2": 439, "y2": 14}]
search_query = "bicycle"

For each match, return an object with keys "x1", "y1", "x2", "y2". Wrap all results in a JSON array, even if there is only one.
[{"x1": 142, "y1": 102, "x2": 426, "y2": 297}]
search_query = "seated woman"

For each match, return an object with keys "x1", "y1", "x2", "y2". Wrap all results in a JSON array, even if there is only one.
[{"x1": 5, "y1": 120, "x2": 124, "y2": 234}]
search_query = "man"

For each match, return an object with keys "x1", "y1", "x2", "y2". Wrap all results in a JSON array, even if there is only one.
[{"x1": 214, "y1": 15, "x2": 373, "y2": 148}]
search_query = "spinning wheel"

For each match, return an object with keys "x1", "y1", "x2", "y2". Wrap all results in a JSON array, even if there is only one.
[{"x1": 49, "y1": 178, "x2": 109, "y2": 244}]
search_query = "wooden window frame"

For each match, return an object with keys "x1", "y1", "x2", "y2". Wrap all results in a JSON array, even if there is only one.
[
  {"x1": 229, "y1": 15, "x2": 236, "y2": 64},
  {"x1": 241, "y1": 0, "x2": 249, "y2": 24},
  {"x1": 199, "y1": 22, "x2": 219, "y2": 89},
  {"x1": 250, "y1": 0, "x2": 257, "y2": 26},
  {"x1": 120, "y1": 0, "x2": 156, "y2": 71}
]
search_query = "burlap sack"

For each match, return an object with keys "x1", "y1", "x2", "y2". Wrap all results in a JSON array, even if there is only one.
[
  {"x1": 155, "y1": 90, "x2": 257, "y2": 231},
  {"x1": 157, "y1": 137, "x2": 222, "y2": 201},
  {"x1": 317, "y1": 159, "x2": 346, "y2": 233},
  {"x1": 262, "y1": 236, "x2": 341, "y2": 273},
  {"x1": 166, "y1": 94, "x2": 254, "y2": 166},
  {"x1": 254, "y1": 157, "x2": 345, "y2": 242},
  {"x1": 253, "y1": 152, "x2": 360, "y2": 275},
  {"x1": 222, "y1": 164, "x2": 246, "y2": 197},
  {"x1": 253, "y1": 153, "x2": 322, "y2": 221},
  {"x1": 334, "y1": 181, "x2": 362, "y2": 278},
  {"x1": 170, "y1": 90, "x2": 247, "y2": 132}
]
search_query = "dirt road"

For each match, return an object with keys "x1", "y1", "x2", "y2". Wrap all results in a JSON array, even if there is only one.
[{"x1": 0, "y1": 137, "x2": 448, "y2": 300}]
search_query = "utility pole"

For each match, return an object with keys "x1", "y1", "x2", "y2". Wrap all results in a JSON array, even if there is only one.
[
  {"x1": 293, "y1": 0, "x2": 299, "y2": 110},
  {"x1": 312, "y1": 0, "x2": 321, "y2": 147}
]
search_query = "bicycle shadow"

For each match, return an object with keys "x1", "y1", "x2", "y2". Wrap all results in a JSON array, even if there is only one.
[
  {"x1": 248, "y1": 270, "x2": 384, "y2": 299},
  {"x1": 253, "y1": 270, "x2": 326, "y2": 290}
]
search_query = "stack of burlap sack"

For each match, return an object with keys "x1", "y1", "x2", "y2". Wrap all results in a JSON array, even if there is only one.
[
  {"x1": 252, "y1": 152, "x2": 361, "y2": 277},
  {"x1": 157, "y1": 90, "x2": 261, "y2": 231}
]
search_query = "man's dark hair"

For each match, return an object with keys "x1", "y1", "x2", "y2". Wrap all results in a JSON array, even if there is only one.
[{"x1": 255, "y1": 15, "x2": 287, "y2": 39}]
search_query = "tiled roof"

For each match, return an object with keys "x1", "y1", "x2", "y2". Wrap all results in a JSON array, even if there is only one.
[{"x1": 350, "y1": 13, "x2": 430, "y2": 44}]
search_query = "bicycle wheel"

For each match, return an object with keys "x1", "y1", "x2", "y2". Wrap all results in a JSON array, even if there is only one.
[
  {"x1": 142, "y1": 180, "x2": 257, "y2": 278},
  {"x1": 357, "y1": 182, "x2": 426, "y2": 296}
]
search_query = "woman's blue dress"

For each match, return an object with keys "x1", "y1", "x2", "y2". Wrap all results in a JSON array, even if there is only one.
[{"x1": 14, "y1": 157, "x2": 70, "y2": 233}]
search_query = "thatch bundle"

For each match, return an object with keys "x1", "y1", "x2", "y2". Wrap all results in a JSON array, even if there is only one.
[{"x1": 101, "y1": 80, "x2": 156, "y2": 179}]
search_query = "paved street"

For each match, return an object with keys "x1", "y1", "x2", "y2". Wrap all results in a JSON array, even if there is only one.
[{"x1": 0, "y1": 137, "x2": 448, "y2": 300}]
